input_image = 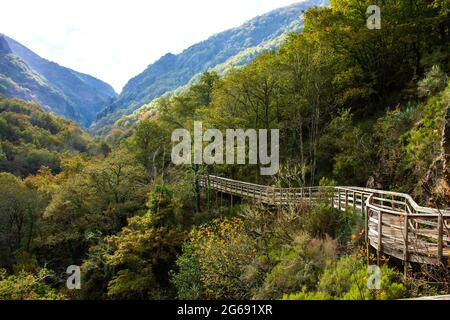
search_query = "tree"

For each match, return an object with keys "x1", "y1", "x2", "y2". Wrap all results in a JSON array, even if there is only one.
[
  {"x1": 0, "y1": 173, "x2": 41, "y2": 268},
  {"x1": 285, "y1": 255, "x2": 407, "y2": 300},
  {"x1": 37, "y1": 147, "x2": 149, "y2": 269},
  {"x1": 173, "y1": 218, "x2": 258, "y2": 300},
  {"x1": 131, "y1": 119, "x2": 171, "y2": 179},
  {"x1": 0, "y1": 268, "x2": 66, "y2": 300},
  {"x1": 81, "y1": 192, "x2": 184, "y2": 300}
]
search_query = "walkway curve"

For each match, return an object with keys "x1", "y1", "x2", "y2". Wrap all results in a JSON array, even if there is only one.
[{"x1": 200, "y1": 175, "x2": 450, "y2": 266}]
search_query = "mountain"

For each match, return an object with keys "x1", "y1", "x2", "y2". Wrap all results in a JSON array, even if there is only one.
[
  {"x1": 0, "y1": 34, "x2": 117, "y2": 127},
  {"x1": 92, "y1": 0, "x2": 328, "y2": 135},
  {"x1": 0, "y1": 95, "x2": 109, "y2": 177}
]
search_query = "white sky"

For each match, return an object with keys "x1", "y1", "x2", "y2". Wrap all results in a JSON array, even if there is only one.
[{"x1": 0, "y1": 0, "x2": 301, "y2": 93}]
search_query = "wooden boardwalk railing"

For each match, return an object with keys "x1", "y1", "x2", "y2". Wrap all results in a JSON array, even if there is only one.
[{"x1": 200, "y1": 175, "x2": 450, "y2": 267}]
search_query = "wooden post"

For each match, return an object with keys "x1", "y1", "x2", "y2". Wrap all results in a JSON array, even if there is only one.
[
  {"x1": 437, "y1": 213, "x2": 443, "y2": 265},
  {"x1": 345, "y1": 190, "x2": 348, "y2": 209},
  {"x1": 331, "y1": 189, "x2": 335, "y2": 209},
  {"x1": 403, "y1": 213, "x2": 409, "y2": 277},
  {"x1": 377, "y1": 210, "x2": 383, "y2": 265},
  {"x1": 338, "y1": 190, "x2": 342, "y2": 211},
  {"x1": 365, "y1": 205, "x2": 370, "y2": 265},
  {"x1": 352, "y1": 192, "x2": 356, "y2": 210},
  {"x1": 252, "y1": 187, "x2": 255, "y2": 204},
  {"x1": 361, "y1": 194, "x2": 365, "y2": 216}
]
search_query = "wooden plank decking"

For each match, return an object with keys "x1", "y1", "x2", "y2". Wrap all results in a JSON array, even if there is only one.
[{"x1": 200, "y1": 175, "x2": 450, "y2": 267}]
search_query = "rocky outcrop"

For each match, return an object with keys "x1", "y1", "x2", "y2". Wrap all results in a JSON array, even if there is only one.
[
  {"x1": 424, "y1": 106, "x2": 450, "y2": 208},
  {"x1": 443, "y1": 106, "x2": 450, "y2": 184}
]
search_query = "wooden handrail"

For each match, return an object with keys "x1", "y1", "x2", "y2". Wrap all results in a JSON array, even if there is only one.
[
  {"x1": 201, "y1": 176, "x2": 450, "y2": 216},
  {"x1": 200, "y1": 175, "x2": 450, "y2": 266}
]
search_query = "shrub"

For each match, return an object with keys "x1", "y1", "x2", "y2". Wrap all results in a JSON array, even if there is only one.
[
  {"x1": 0, "y1": 268, "x2": 66, "y2": 300},
  {"x1": 302, "y1": 203, "x2": 338, "y2": 239},
  {"x1": 254, "y1": 233, "x2": 337, "y2": 299},
  {"x1": 302, "y1": 202, "x2": 363, "y2": 243},
  {"x1": 418, "y1": 65, "x2": 448, "y2": 98},
  {"x1": 170, "y1": 242, "x2": 205, "y2": 300},
  {"x1": 284, "y1": 255, "x2": 408, "y2": 300},
  {"x1": 172, "y1": 218, "x2": 258, "y2": 300}
]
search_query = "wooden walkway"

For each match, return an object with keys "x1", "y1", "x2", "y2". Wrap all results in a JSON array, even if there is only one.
[{"x1": 200, "y1": 175, "x2": 450, "y2": 267}]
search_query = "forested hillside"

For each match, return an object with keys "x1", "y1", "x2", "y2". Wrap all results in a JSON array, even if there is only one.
[
  {"x1": 0, "y1": 34, "x2": 117, "y2": 126},
  {"x1": 91, "y1": 0, "x2": 328, "y2": 136},
  {"x1": 0, "y1": 0, "x2": 449, "y2": 300},
  {"x1": 0, "y1": 95, "x2": 109, "y2": 177}
]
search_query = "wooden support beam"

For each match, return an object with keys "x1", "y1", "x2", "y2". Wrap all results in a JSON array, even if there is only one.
[
  {"x1": 331, "y1": 190, "x2": 335, "y2": 209},
  {"x1": 404, "y1": 213, "x2": 409, "y2": 277},
  {"x1": 199, "y1": 175, "x2": 450, "y2": 267},
  {"x1": 353, "y1": 192, "x2": 356, "y2": 210},
  {"x1": 365, "y1": 205, "x2": 370, "y2": 265},
  {"x1": 377, "y1": 211, "x2": 383, "y2": 265},
  {"x1": 338, "y1": 191, "x2": 342, "y2": 211},
  {"x1": 438, "y1": 213, "x2": 443, "y2": 265},
  {"x1": 345, "y1": 190, "x2": 348, "y2": 209},
  {"x1": 361, "y1": 194, "x2": 365, "y2": 216}
]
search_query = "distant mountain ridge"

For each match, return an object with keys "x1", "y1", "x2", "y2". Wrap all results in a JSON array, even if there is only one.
[
  {"x1": 0, "y1": 37, "x2": 11, "y2": 54},
  {"x1": 92, "y1": 0, "x2": 328, "y2": 135},
  {"x1": 0, "y1": 34, "x2": 117, "y2": 127}
]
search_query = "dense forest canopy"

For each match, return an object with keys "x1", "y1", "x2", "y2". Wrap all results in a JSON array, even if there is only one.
[
  {"x1": 0, "y1": 96, "x2": 109, "y2": 177},
  {"x1": 0, "y1": 0, "x2": 449, "y2": 300}
]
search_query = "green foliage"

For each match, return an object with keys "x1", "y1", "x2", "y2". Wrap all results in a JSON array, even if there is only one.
[
  {"x1": 0, "y1": 172, "x2": 41, "y2": 268},
  {"x1": 104, "y1": 213, "x2": 183, "y2": 299},
  {"x1": 374, "y1": 105, "x2": 420, "y2": 190},
  {"x1": 418, "y1": 65, "x2": 449, "y2": 98},
  {"x1": 1, "y1": 0, "x2": 449, "y2": 300},
  {"x1": 146, "y1": 185, "x2": 182, "y2": 228},
  {"x1": 374, "y1": 80, "x2": 449, "y2": 197},
  {"x1": 80, "y1": 185, "x2": 185, "y2": 300},
  {"x1": 0, "y1": 96, "x2": 106, "y2": 177},
  {"x1": 34, "y1": 147, "x2": 149, "y2": 270},
  {"x1": 284, "y1": 255, "x2": 407, "y2": 300},
  {"x1": 302, "y1": 202, "x2": 363, "y2": 243},
  {"x1": 254, "y1": 233, "x2": 337, "y2": 299},
  {"x1": 92, "y1": 2, "x2": 309, "y2": 135},
  {"x1": 318, "y1": 110, "x2": 375, "y2": 185},
  {"x1": 172, "y1": 218, "x2": 258, "y2": 300},
  {"x1": 319, "y1": 177, "x2": 337, "y2": 187},
  {"x1": 170, "y1": 242, "x2": 205, "y2": 300},
  {"x1": 302, "y1": 203, "x2": 337, "y2": 239},
  {"x1": 0, "y1": 268, "x2": 66, "y2": 300},
  {"x1": 130, "y1": 118, "x2": 171, "y2": 173},
  {"x1": 405, "y1": 84, "x2": 449, "y2": 178}
]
